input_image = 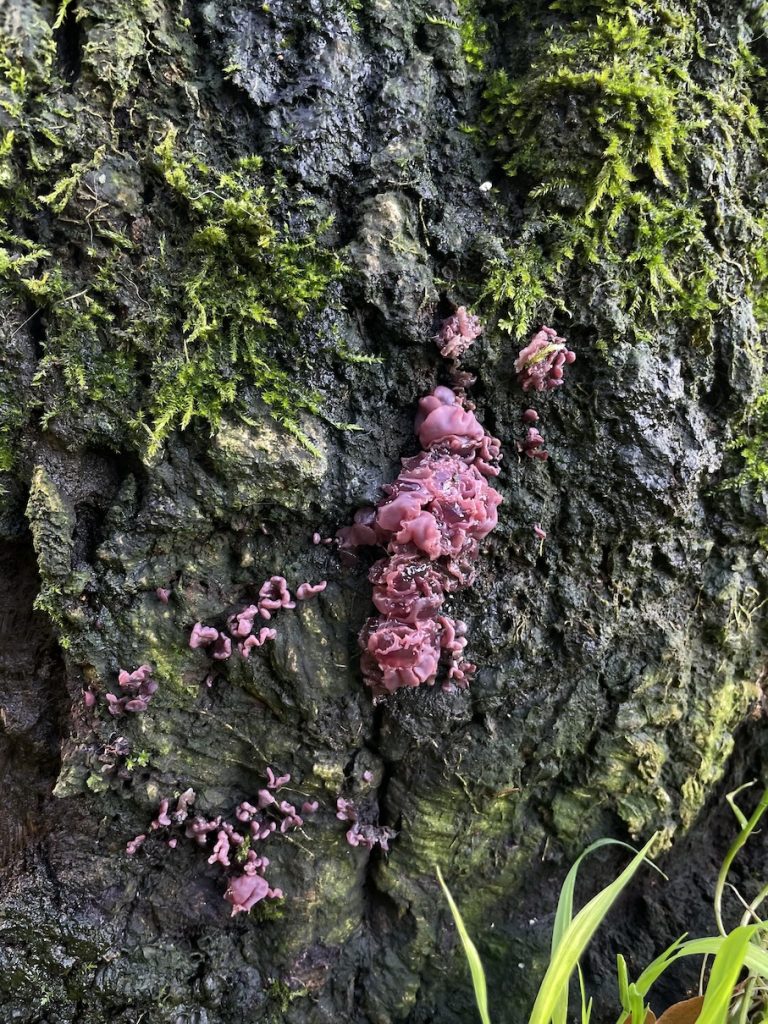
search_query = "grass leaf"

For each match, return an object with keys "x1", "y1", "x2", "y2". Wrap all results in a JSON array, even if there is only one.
[
  {"x1": 696, "y1": 926, "x2": 761, "y2": 1024},
  {"x1": 530, "y1": 834, "x2": 659, "y2": 1024},
  {"x1": 436, "y1": 866, "x2": 491, "y2": 1024}
]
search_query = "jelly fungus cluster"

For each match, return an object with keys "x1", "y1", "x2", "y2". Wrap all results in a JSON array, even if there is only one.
[
  {"x1": 434, "y1": 305, "x2": 482, "y2": 362},
  {"x1": 188, "y1": 574, "x2": 326, "y2": 664},
  {"x1": 104, "y1": 664, "x2": 158, "y2": 717},
  {"x1": 339, "y1": 312, "x2": 503, "y2": 699},
  {"x1": 336, "y1": 796, "x2": 397, "y2": 851},
  {"x1": 514, "y1": 326, "x2": 575, "y2": 392},
  {"x1": 126, "y1": 768, "x2": 319, "y2": 915}
]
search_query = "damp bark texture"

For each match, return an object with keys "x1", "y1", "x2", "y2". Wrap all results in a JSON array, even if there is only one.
[{"x1": 1, "y1": 1, "x2": 768, "y2": 1022}]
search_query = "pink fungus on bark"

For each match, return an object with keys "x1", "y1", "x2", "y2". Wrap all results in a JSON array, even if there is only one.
[
  {"x1": 346, "y1": 822, "x2": 397, "y2": 851},
  {"x1": 228, "y1": 605, "x2": 260, "y2": 638},
  {"x1": 434, "y1": 307, "x2": 482, "y2": 361},
  {"x1": 225, "y1": 872, "x2": 270, "y2": 916},
  {"x1": 266, "y1": 767, "x2": 291, "y2": 790},
  {"x1": 208, "y1": 830, "x2": 231, "y2": 867},
  {"x1": 172, "y1": 788, "x2": 196, "y2": 823},
  {"x1": 336, "y1": 797, "x2": 356, "y2": 822},
  {"x1": 518, "y1": 426, "x2": 548, "y2": 461},
  {"x1": 338, "y1": 359, "x2": 503, "y2": 698},
  {"x1": 185, "y1": 816, "x2": 222, "y2": 845},
  {"x1": 107, "y1": 664, "x2": 158, "y2": 716},
  {"x1": 534, "y1": 523, "x2": 547, "y2": 541},
  {"x1": 151, "y1": 799, "x2": 172, "y2": 829},
  {"x1": 156, "y1": 587, "x2": 170, "y2": 603},
  {"x1": 236, "y1": 802, "x2": 258, "y2": 822},
  {"x1": 522, "y1": 409, "x2": 539, "y2": 423},
  {"x1": 190, "y1": 623, "x2": 219, "y2": 650},
  {"x1": 239, "y1": 628, "x2": 277, "y2": 657},
  {"x1": 258, "y1": 789, "x2": 276, "y2": 809},
  {"x1": 126, "y1": 834, "x2": 146, "y2": 855},
  {"x1": 312, "y1": 532, "x2": 322, "y2": 544},
  {"x1": 302, "y1": 801, "x2": 319, "y2": 814},
  {"x1": 514, "y1": 326, "x2": 575, "y2": 392},
  {"x1": 258, "y1": 576, "x2": 295, "y2": 618},
  {"x1": 360, "y1": 618, "x2": 443, "y2": 696},
  {"x1": 296, "y1": 581, "x2": 327, "y2": 600},
  {"x1": 83, "y1": 688, "x2": 96, "y2": 708},
  {"x1": 211, "y1": 634, "x2": 232, "y2": 660}
]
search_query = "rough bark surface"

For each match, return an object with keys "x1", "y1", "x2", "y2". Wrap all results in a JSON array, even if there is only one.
[{"x1": 0, "y1": 1, "x2": 767, "y2": 1022}]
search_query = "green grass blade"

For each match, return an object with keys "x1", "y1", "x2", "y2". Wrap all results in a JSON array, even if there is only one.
[
  {"x1": 633, "y1": 934, "x2": 768, "y2": 1002},
  {"x1": 577, "y1": 964, "x2": 593, "y2": 1024},
  {"x1": 436, "y1": 866, "x2": 491, "y2": 1024},
  {"x1": 715, "y1": 787, "x2": 768, "y2": 936},
  {"x1": 550, "y1": 839, "x2": 659, "y2": 1024},
  {"x1": 530, "y1": 834, "x2": 659, "y2": 1024},
  {"x1": 696, "y1": 926, "x2": 761, "y2": 1024}
]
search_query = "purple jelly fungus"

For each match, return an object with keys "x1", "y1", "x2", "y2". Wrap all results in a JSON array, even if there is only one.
[
  {"x1": 302, "y1": 801, "x2": 319, "y2": 814},
  {"x1": 189, "y1": 623, "x2": 219, "y2": 650},
  {"x1": 522, "y1": 409, "x2": 539, "y2": 424},
  {"x1": 514, "y1": 326, "x2": 575, "y2": 392},
  {"x1": 126, "y1": 834, "x2": 146, "y2": 855},
  {"x1": 126, "y1": 766, "x2": 316, "y2": 914},
  {"x1": 107, "y1": 664, "x2": 158, "y2": 716},
  {"x1": 296, "y1": 581, "x2": 327, "y2": 600},
  {"x1": 434, "y1": 307, "x2": 482, "y2": 362},
  {"x1": 518, "y1": 426, "x2": 548, "y2": 461},
  {"x1": 534, "y1": 524, "x2": 547, "y2": 541},
  {"x1": 338, "y1": 360, "x2": 502, "y2": 698},
  {"x1": 225, "y1": 872, "x2": 270, "y2": 916},
  {"x1": 156, "y1": 587, "x2": 171, "y2": 604}
]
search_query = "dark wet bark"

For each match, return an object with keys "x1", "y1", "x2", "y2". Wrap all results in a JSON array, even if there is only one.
[{"x1": 1, "y1": 1, "x2": 767, "y2": 1022}]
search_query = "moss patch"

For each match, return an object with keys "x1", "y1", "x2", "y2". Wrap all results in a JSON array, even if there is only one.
[
  {"x1": 480, "y1": 0, "x2": 767, "y2": 343},
  {"x1": 0, "y1": 6, "x2": 343, "y2": 466}
]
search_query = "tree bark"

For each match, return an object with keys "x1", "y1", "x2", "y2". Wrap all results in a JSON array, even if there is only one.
[{"x1": 1, "y1": 0, "x2": 767, "y2": 1022}]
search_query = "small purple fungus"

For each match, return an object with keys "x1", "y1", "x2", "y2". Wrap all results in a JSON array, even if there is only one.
[
  {"x1": 156, "y1": 587, "x2": 171, "y2": 604},
  {"x1": 518, "y1": 426, "x2": 549, "y2": 461},
  {"x1": 189, "y1": 623, "x2": 219, "y2": 650},
  {"x1": 534, "y1": 524, "x2": 547, "y2": 541},
  {"x1": 296, "y1": 581, "x2": 327, "y2": 600},
  {"x1": 514, "y1": 326, "x2": 575, "y2": 392},
  {"x1": 258, "y1": 576, "x2": 295, "y2": 619},
  {"x1": 336, "y1": 795, "x2": 396, "y2": 851},
  {"x1": 208, "y1": 830, "x2": 231, "y2": 867},
  {"x1": 126, "y1": 834, "x2": 146, "y2": 855},
  {"x1": 522, "y1": 408, "x2": 539, "y2": 424},
  {"x1": 106, "y1": 664, "x2": 158, "y2": 717},
  {"x1": 239, "y1": 627, "x2": 276, "y2": 658},
  {"x1": 434, "y1": 306, "x2": 482, "y2": 362},
  {"x1": 302, "y1": 801, "x2": 319, "y2": 814},
  {"x1": 211, "y1": 634, "x2": 232, "y2": 660}
]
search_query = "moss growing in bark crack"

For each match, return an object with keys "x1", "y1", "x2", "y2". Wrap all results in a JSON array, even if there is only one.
[
  {"x1": 481, "y1": 0, "x2": 765, "y2": 342},
  {"x1": 0, "y1": 14, "x2": 343, "y2": 464}
]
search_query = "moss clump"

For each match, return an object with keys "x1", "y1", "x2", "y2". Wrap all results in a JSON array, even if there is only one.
[
  {"x1": 481, "y1": 0, "x2": 765, "y2": 341},
  {"x1": 0, "y1": 16, "x2": 343, "y2": 465}
]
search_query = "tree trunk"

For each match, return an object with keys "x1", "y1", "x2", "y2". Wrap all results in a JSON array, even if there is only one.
[{"x1": 1, "y1": 0, "x2": 767, "y2": 1022}]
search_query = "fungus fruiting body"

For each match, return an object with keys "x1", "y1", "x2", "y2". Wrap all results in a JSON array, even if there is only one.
[
  {"x1": 126, "y1": 767, "x2": 311, "y2": 916},
  {"x1": 339, "y1": 310, "x2": 503, "y2": 699}
]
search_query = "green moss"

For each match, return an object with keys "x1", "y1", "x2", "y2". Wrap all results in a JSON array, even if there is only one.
[
  {"x1": 481, "y1": 0, "x2": 765, "y2": 342},
  {"x1": 0, "y1": 17, "x2": 344, "y2": 467},
  {"x1": 426, "y1": 1, "x2": 489, "y2": 69}
]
